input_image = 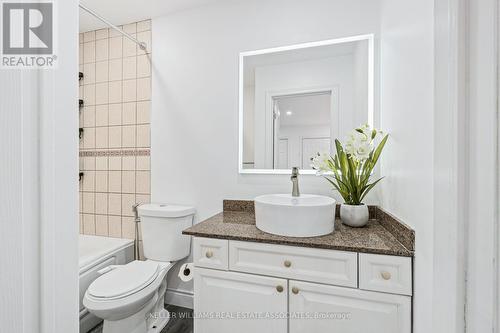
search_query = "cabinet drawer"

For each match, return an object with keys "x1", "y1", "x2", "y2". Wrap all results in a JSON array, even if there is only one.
[
  {"x1": 193, "y1": 237, "x2": 228, "y2": 270},
  {"x1": 359, "y1": 253, "x2": 412, "y2": 296},
  {"x1": 229, "y1": 241, "x2": 357, "y2": 287}
]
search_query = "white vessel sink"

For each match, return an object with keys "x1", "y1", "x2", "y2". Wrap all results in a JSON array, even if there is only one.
[{"x1": 254, "y1": 194, "x2": 336, "y2": 237}]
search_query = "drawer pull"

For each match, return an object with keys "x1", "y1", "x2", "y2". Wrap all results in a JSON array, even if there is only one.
[
  {"x1": 381, "y1": 271, "x2": 391, "y2": 280},
  {"x1": 291, "y1": 287, "x2": 299, "y2": 295},
  {"x1": 284, "y1": 260, "x2": 292, "y2": 268},
  {"x1": 276, "y1": 285, "x2": 284, "y2": 293},
  {"x1": 205, "y1": 250, "x2": 214, "y2": 258}
]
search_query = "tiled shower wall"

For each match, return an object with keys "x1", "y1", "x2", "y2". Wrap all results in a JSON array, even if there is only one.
[{"x1": 79, "y1": 20, "x2": 152, "y2": 240}]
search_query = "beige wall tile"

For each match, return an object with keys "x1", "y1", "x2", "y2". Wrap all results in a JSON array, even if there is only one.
[
  {"x1": 137, "y1": 20, "x2": 151, "y2": 32},
  {"x1": 95, "y1": 193, "x2": 108, "y2": 215},
  {"x1": 82, "y1": 171, "x2": 95, "y2": 192},
  {"x1": 122, "y1": 171, "x2": 136, "y2": 193},
  {"x1": 123, "y1": 23, "x2": 136, "y2": 34},
  {"x1": 79, "y1": 45, "x2": 84, "y2": 65},
  {"x1": 136, "y1": 31, "x2": 151, "y2": 53},
  {"x1": 79, "y1": 33, "x2": 84, "y2": 44},
  {"x1": 108, "y1": 171, "x2": 122, "y2": 193},
  {"x1": 109, "y1": 26, "x2": 123, "y2": 37},
  {"x1": 136, "y1": 124, "x2": 150, "y2": 147},
  {"x1": 121, "y1": 194, "x2": 136, "y2": 216},
  {"x1": 136, "y1": 156, "x2": 150, "y2": 171},
  {"x1": 136, "y1": 171, "x2": 150, "y2": 194},
  {"x1": 137, "y1": 55, "x2": 151, "y2": 78},
  {"x1": 121, "y1": 217, "x2": 136, "y2": 239},
  {"x1": 83, "y1": 106, "x2": 95, "y2": 127},
  {"x1": 123, "y1": 56, "x2": 137, "y2": 80},
  {"x1": 80, "y1": 20, "x2": 152, "y2": 239},
  {"x1": 108, "y1": 156, "x2": 121, "y2": 171},
  {"x1": 83, "y1": 41, "x2": 95, "y2": 63},
  {"x1": 83, "y1": 63, "x2": 95, "y2": 84},
  {"x1": 95, "y1": 215, "x2": 108, "y2": 236},
  {"x1": 95, "y1": 82, "x2": 109, "y2": 105},
  {"x1": 123, "y1": 80, "x2": 137, "y2": 102},
  {"x1": 136, "y1": 194, "x2": 150, "y2": 205},
  {"x1": 83, "y1": 214, "x2": 96, "y2": 235},
  {"x1": 108, "y1": 215, "x2": 122, "y2": 238},
  {"x1": 83, "y1": 84, "x2": 95, "y2": 105},
  {"x1": 82, "y1": 192, "x2": 95, "y2": 214},
  {"x1": 95, "y1": 127, "x2": 109, "y2": 149},
  {"x1": 123, "y1": 34, "x2": 137, "y2": 57},
  {"x1": 108, "y1": 103, "x2": 122, "y2": 125},
  {"x1": 95, "y1": 105, "x2": 108, "y2": 127},
  {"x1": 83, "y1": 156, "x2": 95, "y2": 171},
  {"x1": 122, "y1": 125, "x2": 136, "y2": 148},
  {"x1": 78, "y1": 43, "x2": 84, "y2": 65},
  {"x1": 95, "y1": 39, "x2": 109, "y2": 62},
  {"x1": 108, "y1": 193, "x2": 122, "y2": 215},
  {"x1": 109, "y1": 81, "x2": 123, "y2": 103},
  {"x1": 137, "y1": 77, "x2": 151, "y2": 101},
  {"x1": 109, "y1": 58, "x2": 122, "y2": 81},
  {"x1": 122, "y1": 102, "x2": 136, "y2": 125},
  {"x1": 83, "y1": 127, "x2": 95, "y2": 149},
  {"x1": 95, "y1": 28, "x2": 108, "y2": 40},
  {"x1": 95, "y1": 171, "x2": 108, "y2": 192},
  {"x1": 95, "y1": 156, "x2": 108, "y2": 170},
  {"x1": 108, "y1": 126, "x2": 122, "y2": 148},
  {"x1": 83, "y1": 31, "x2": 95, "y2": 42},
  {"x1": 122, "y1": 156, "x2": 136, "y2": 171},
  {"x1": 95, "y1": 61, "x2": 109, "y2": 83},
  {"x1": 137, "y1": 101, "x2": 150, "y2": 124},
  {"x1": 109, "y1": 37, "x2": 123, "y2": 59}
]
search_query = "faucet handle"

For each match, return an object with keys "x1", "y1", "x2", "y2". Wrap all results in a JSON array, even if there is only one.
[{"x1": 291, "y1": 167, "x2": 299, "y2": 176}]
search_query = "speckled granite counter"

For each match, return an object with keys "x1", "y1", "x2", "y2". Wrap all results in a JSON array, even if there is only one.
[{"x1": 183, "y1": 200, "x2": 414, "y2": 257}]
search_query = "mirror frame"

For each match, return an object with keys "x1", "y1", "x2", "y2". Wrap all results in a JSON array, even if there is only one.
[{"x1": 238, "y1": 34, "x2": 375, "y2": 175}]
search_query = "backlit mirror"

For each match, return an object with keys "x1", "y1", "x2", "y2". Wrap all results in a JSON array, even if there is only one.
[{"x1": 239, "y1": 35, "x2": 374, "y2": 174}]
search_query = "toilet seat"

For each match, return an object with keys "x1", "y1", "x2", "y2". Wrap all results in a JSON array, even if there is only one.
[{"x1": 88, "y1": 261, "x2": 160, "y2": 300}]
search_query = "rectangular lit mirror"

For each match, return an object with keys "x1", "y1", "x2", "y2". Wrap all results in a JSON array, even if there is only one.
[{"x1": 239, "y1": 35, "x2": 374, "y2": 174}]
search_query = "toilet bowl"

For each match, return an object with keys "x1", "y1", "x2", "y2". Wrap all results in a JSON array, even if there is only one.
[{"x1": 83, "y1": 204, "x2": 195, "y2": 333}]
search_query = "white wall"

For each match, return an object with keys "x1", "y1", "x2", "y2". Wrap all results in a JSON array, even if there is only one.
[
  {"x1": 378, "y1": 1, "x2": 434, "y2": 333},
  {"x1": 152, "y1": 0, "x2": 381, "y2": 299}
]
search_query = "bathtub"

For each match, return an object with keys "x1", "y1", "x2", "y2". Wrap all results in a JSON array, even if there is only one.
[{"x1": 79, "y1": 235, "x2": 134, "y2": 332}]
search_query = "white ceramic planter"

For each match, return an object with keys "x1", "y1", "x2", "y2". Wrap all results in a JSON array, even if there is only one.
[{"x1": 340, "y1": 204, "x2": 369, "y2": 227}]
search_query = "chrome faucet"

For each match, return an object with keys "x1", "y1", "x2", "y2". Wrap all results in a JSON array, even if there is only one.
[{"x1": 291, "y1": 167, "x2": 300, "y2": 197}]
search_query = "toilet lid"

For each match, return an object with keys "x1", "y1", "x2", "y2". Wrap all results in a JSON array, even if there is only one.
[{"x1": 88, "y1": 261, "x2": 160, "y2": 299}]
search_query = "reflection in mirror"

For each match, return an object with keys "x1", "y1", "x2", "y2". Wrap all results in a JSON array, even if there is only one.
[{"x1": 239, "y1": 35, "x2": 373, "y2": 174}]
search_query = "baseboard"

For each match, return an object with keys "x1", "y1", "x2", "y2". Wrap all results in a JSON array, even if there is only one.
[{"x1": 165, "y1": 288, "x2": 193, "y2": 309}]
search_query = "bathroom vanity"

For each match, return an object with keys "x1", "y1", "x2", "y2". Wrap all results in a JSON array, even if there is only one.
[{"x1": 183, "y1": 200, "x2": 414, "y2": 333}]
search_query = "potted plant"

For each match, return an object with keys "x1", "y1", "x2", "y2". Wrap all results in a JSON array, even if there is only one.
[{"x1": 311, "y1": 125, "x2": 388, "y2": 227}]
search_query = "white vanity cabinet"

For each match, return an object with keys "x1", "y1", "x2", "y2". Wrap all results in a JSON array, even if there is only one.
[{"x1": 193, "y1": 237, "x2": 412, "y2": 333}]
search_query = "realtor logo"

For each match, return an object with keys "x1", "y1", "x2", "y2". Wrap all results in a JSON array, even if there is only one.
[{"x1": 1, "y1": 1, "x2": 56, "y2": 68}]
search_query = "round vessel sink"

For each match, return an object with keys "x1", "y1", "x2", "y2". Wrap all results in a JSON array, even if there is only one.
[{"x1": 254, "y1": 194, "x2": 336, "y2": 237}]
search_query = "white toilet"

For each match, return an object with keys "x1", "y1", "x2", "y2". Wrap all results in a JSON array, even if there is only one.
[{"x1": 83, "y1": 204, "x2": 195, "y2": 333}]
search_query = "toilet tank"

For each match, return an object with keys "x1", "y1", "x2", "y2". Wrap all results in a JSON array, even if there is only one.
[{"x1": 137, "y1": 204, "x2": 195, "y2": 262}]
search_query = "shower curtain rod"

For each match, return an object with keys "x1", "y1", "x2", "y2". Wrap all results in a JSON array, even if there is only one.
[{"x1": 79, "y1": 3, "x2": 147, "y2": 51}]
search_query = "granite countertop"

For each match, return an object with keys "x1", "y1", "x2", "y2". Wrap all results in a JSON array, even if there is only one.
[{"x1": 183, "y1": 201, "x2": 414, "y2": 257}]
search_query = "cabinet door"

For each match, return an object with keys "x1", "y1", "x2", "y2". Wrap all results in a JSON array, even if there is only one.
[
  {"x1": 194, "y1": 268, "x2": 288, "y2": 333},
  {"x1": 289, "y1": 280, "x2": 411, "y2": 333}
]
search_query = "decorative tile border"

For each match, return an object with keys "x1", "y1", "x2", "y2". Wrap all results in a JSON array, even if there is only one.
[{"x1": 79, "y1": 149, "x2": 150, "y2": 157}]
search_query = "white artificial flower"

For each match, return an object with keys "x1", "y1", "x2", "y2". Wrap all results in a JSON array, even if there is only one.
[
  {"x1": 310, "y1": 152, "x2": 331, "y2": 173},
  {"x1": 344, "y1": 124, "x2": 378, "y2": 162}
]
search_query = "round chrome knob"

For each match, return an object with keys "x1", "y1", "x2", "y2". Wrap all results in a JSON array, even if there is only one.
[
  {"x1": 205, "y1": 251, "x2": 213, "y2": 258},
  {"x1": 284, "y1": 260, "x2": 292, "y2": 268},
  {"x1": 276, "y1": 285, "x2": 284, "y2": 293},
  {"x1": 292, "y1": 287, "x2": 299, "y2": 294},
  {"x1": 381, "y1": 271, "x2": 391, "y2": 280}
]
